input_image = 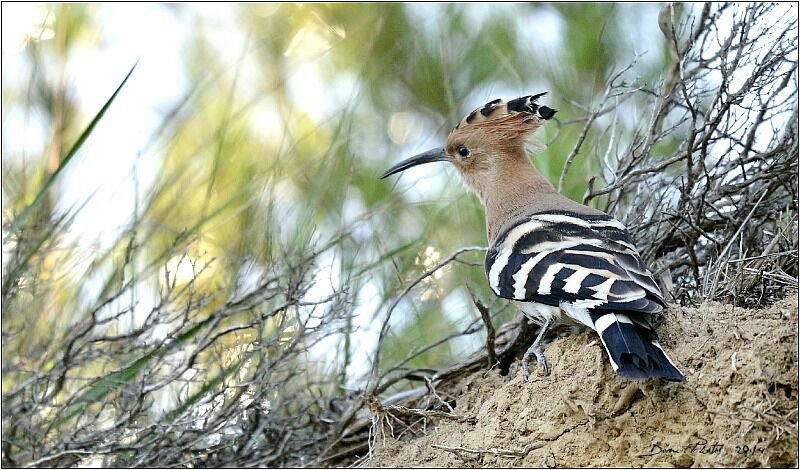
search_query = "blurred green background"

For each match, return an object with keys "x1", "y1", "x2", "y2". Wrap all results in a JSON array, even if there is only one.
[{"x1": 2, "y1": 3, "x2": 672, "y2": 395}]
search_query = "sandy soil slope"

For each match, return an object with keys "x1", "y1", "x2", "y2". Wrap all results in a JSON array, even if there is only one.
[{"x1": 366, "y1": 295, "x2": 798, "y2": 468}]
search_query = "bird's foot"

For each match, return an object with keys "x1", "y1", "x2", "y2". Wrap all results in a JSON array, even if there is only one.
[
  {"x1": 521, "y1": 319, "x2": 551, "y2": 381},
  {"x1": 521, "y1": 342, "x2": 549, "y2": 381}
]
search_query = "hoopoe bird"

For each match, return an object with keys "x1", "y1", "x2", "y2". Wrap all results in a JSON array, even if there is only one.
[{"x1": 381, "y1": 94, "x2": 684, "y2": 381}]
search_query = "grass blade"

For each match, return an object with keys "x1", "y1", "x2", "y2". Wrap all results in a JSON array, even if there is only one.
[{"x1": 11, "y1": 61, "x2": 139, "y2": 232}]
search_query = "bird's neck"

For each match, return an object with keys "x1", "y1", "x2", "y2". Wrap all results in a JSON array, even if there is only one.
[{"x1": 479, "y1": 154, "x2": 559, "y2": 244}]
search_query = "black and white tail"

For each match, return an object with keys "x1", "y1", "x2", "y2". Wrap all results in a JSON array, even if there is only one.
[{"x1": 590, "y1": 311, "x2": 684, "y2": 381}]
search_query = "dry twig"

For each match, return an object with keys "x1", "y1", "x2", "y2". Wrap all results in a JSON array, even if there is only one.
[{"x1": 431, "y1": 442, "x2": 543, "y2": 457}]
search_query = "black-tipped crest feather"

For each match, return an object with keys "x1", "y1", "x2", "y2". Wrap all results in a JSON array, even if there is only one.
[{"x1": 455, "y1": 93, "x2": 557, "y2": 130}]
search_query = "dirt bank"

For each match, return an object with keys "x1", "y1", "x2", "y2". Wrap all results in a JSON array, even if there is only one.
[{"x1": 365, "y1": 295, "x2": 798, "y2": 467}]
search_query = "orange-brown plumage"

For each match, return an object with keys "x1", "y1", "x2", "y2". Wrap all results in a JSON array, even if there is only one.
[{"x1": 442, "y1": 95, "x2": 602, "y2": 242}]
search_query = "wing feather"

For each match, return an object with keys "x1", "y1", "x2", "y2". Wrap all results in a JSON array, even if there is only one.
[{"x1": 485, "y1": 210, "x2": 665, "y2": 313}]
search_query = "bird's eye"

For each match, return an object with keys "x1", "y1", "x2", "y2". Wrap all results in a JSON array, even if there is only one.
[{"x1": 457, "y1": 145, "x2": 470, "y2": 158}]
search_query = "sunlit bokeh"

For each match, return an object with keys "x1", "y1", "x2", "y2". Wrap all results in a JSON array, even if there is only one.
[
  {"x1": 7, "y1": 3, "x2": 794, "y2": 466},
  {"x1": 0, "y1": 0, "x2": 679, "y2": 425}
]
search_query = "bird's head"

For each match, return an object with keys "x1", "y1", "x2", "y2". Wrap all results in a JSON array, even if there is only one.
[{"x1": 380, "y1": 94, "x2": 557, "y2": 198}]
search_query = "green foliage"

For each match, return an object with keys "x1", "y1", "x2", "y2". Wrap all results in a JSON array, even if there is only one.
[
  {"x1": 3, "y1": 0, "x2": 671, "y2": 392},
  {"x1": 1, "y1": 3, "x2": 680, "y2": 465}
]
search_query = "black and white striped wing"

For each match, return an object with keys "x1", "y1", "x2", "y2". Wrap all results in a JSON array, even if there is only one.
[{"x1": 485, "y1": 210, "x2": 666, "y2": 313}]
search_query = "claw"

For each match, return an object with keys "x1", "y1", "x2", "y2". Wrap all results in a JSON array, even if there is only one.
[{"x1": 521, "y1": 342, "x2": 550, "y2": 381}]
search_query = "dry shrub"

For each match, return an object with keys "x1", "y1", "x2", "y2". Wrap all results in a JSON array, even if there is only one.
[
  {"x1": 570, "y1": 3, "x2": 798, "y2": 308},
  {"x1": 2, "y1": 3, "x2": 796, "y2": 468},
  {"x1": 335, "y1": 3, "x2": 799, "y2": 465}
]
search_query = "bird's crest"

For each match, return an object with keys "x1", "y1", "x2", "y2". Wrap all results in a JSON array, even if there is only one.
[
  {"x1": 448, "y1": 93, "x2": 557, "y2": 152},
  {"x1": 453, "y1": 93, "x2": 557, "y2": 131}
]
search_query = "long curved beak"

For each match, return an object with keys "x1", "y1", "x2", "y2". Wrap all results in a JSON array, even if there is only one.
[{"x1": 380, "y1": 147, "x2": 448, "y2": 179}]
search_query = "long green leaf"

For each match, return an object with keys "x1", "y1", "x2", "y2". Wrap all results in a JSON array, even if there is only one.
[{"x1": 11, "y1": 61, "x2": 139, "y2": 232}]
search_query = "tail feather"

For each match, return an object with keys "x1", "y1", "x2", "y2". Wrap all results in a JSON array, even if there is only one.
[{"x1": 590, "y1": 311, "x2": 685, "y2": 381}]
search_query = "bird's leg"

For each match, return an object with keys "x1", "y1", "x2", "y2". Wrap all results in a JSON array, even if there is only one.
[{"x1": 521, "y1": 319, "x2": 551, "y2": 380}]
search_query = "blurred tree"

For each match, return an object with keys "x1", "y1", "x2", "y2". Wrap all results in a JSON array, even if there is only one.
[
  {"x1": 12, "y1": 3, "x2": 792, "y2": 467},
  {"x1": 3, "y1": 1, "x2": 678, "y2": 407}
]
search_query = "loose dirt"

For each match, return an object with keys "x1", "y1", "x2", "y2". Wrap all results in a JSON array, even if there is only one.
[{"x1": 365, "y1": 295, "x2": 798, "y2": 467}]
